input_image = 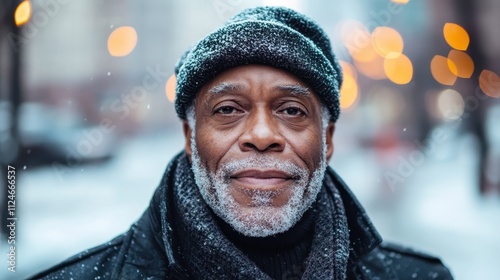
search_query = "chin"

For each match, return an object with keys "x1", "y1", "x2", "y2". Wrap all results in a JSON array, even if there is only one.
[{"x1": 224, "y1": 203, "x2": 303, "y2": 237}]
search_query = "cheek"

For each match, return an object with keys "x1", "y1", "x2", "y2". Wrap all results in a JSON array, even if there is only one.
[
  {"x1": 195, "y1": 127, "x2": 239, "y2": 169},
  {"x1": 283, "y1": 126, "x2": 324, "y2": 168}
]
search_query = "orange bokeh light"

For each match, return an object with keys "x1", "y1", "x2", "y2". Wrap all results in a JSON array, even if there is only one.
[
  {"x1": 107, "y1": 26, "x2": 138, "y2": 57},
  {"x1": 165, "y1": 74, "x2": 177, "y2": 102},
  {"x1": 354, "y1": 55, "x2": 387, "y2": 80},
  {"x1": 371, "y1": 26, "x2": 404, "y2": 59},
  {"x1": 443, "y1": 23, "x2": 470, "y2": 51},
  {"x1": 447, "y1": 50, "x2": 474, "y2": 78},
  {"x1": 14, "y1": 1, "x2": 31, "y2": 27},
  {"x1": 479, "y1": 70, "x2": 500, "y2": 98},
  {"x1": 430, "y1": 55, "x2": 457, "y2": 86},
  {"x1": 340, "y1": 73, "x2": 358, "y2": 109},
  {"x1": 339, "y1": 60, "x2": 357, "y2": 81},
  {"x1": 384, "y1": 54, "x2": 413, "y2": 85}
]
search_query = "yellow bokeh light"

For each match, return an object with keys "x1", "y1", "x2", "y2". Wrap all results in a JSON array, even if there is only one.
[
  {"x1": 107, "y1": 26, "x2": 138, "y2": 57},
  {"x1": 339, "y1": 60, "x2": 357, "y2": 81},
  {"x1": 443, "y1": 23, "x2": 470, "y2": 51},
  {"x1": 391, "y1": 0, "x2": 410, "y2": 3},
  {"x1": 354, "y1": 55, "x2": 387, "y2": 80},
  {"x1": 15, "y1": 1, "x2": 31, "y2": 27},
  {"x1": 372, "y1": 26, "x2": 404, "y2": 58},
  {"x1": 437, "y1": 89, "x2": 465, "y2": 120},
  {"x1": 340, "y1": 73, "x2": 358, "y2": 109},
  {"x1": 384, "y1": 53, "x2": 413, "y2": 85},
  {"x1": 352, "y1": 42, "x2": 378, "y2": 63},
  {"x1": 447, "y1": 50, "x2": 474, "y2": 78},
  {"x1": 430, "y1": 55, "x2": 457, "y2": 85},
  {"x1": 165, "y1": 74, "x2": 177, "y2": 102},
  {"x1": 479, "y1": 70, "x2": 500, "y2": 98}
]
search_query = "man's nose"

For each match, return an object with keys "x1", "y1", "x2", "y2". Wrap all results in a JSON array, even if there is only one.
[{"x1": 238, "y1": 109, "x2": 285, "y2": 152}]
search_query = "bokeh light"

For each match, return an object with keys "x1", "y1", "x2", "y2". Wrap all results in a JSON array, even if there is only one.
[
  {"x1": 430, "y1": 55, "x2": 457, "y2": 85},
  {"x1": 384, "y1": 53, "x2": 413, "y2": 84},
  {"x1": 479, "y1": 70, "x2": 500, "y2": 98},
  {"x1": 366, "y1": 86, "x2": 405, "y2": 123},
  {"x1": 447, "y1": 50, "x2": 474, "y2": 78},
  {"x1": 339, "y1": 60, "x2": 358, "y2": 81},
  {"x1": 391, "y1": 0, "x2": 410, "y2": 3},
  {"x1": 339, "y1": 69, "x2": 358, "y2": 109},
  {"x1": 14, "y1": 0, "x2": 32, "y2": 27},
  {"x1": 107, "y1": 26, "x2": 138, "y2": 57},
  {"x1": 354, "y1": 55, "x2": 387, "y2": 80},
  {"x1": 371, "y1": 26, "x2": 404, "y2": 58},
  {"x1": 165, "y1": 74, "x2": 177, "y2": 102},
  {"x1": 443, "y1": 23, "x2": 470, "y2": 51},
  {"x1": 437, "y1": 89, "x2": 465, "y2": 120},
  {"x1": 340, "y1": 20, "x2": 377, "y2": 62}
]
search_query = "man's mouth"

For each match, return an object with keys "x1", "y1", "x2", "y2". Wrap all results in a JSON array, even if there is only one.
[{"x1": 229, "y1": 169, "x2": 296, "y2": 191}]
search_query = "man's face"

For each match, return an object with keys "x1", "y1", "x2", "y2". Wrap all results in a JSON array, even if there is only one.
[{"x1": 183, "y1": 65, "x2": 335, "y2": 237}]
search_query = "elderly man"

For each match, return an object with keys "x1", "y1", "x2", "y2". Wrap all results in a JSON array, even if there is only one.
[{"x1": 30, "y1": 6, "x2": 453, "y2": 280}]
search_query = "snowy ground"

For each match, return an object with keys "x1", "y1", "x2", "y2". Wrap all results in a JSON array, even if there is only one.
[{"x1": 1, "y1": 125, "x2": 499, "y2": 279}]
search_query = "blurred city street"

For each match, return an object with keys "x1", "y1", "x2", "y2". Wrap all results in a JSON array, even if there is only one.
[{"x1": 1, "y1": 124, "x2": 499, "y2": 280}]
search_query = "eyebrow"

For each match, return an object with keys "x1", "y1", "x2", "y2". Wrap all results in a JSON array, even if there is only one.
[
  {"x1": 208, "y1": 82, "x2": 245, "y2": 95},
  {"x1": 274, "y1": 85, "x2": 311, "y2": 96},
  {"x1": 204, "y1": 83, "x2": 311, "y2": 103}
]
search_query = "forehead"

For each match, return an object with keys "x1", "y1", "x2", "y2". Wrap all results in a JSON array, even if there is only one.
[{"x1": 195, "y1": 65, "x2": 321, "y2": 104}]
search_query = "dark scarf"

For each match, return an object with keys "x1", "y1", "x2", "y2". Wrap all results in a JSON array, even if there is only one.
[{"x1": 156, "y1": 153, "x2": 350, "y2": 279}]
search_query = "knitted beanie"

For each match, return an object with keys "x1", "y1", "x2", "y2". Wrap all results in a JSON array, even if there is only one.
[{"x1": 174, "y1": 6, "x2": 343, "y2": 122}]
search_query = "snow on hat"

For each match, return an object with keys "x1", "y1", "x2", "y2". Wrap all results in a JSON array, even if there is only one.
[{"x1": 174, "y1": 6, "x2": 343, "y2": 122}]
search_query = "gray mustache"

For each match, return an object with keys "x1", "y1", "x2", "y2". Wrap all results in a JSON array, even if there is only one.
[{"x1": 219, "y1": 156, "x2": 308, "y2": 180}]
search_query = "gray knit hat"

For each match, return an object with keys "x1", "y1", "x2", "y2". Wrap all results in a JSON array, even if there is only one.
[{"x1": 174, "y1": 6, "x2": 343, "y2": 122}]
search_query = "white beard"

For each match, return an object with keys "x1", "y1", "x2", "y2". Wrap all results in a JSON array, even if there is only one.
[{"x1": 190, "y1": 140, "x2": 327, "y2": 237}]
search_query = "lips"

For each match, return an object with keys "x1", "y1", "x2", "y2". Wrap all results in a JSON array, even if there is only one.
[{"x1": 230, "y1": 170, "x2": 295, "y2": 190}]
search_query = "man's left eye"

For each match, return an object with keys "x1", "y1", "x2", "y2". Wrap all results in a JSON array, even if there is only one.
[{"x1": 282, "y1": 107, "x2": 304, "y2": 116}]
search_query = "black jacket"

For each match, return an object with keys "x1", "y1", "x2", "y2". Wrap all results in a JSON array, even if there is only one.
[{"x1": 29, "y1": 153, "x2": 453, "y2": 279}]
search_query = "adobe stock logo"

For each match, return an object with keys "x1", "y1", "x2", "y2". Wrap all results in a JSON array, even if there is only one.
[
  {"x1": 384, "y1": 84, "x2": 492, "y2": 188},
  {"x1": 212, "y1": 0, "x2": 243, "y2": 20}
]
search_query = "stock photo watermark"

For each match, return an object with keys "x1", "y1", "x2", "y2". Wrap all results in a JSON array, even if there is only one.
[
  {"x1": 384, "y1": 85, "x2": 493, "y2": 188},
  {"x1": 8, "y1": 0, "x2": 72, "y2": 53},
  {"x1": 212, "y1": 0, "x2": 243, "y2": 20},
  {"x1": 5, "y1": 165, "x2": 17, "y2": 273}
]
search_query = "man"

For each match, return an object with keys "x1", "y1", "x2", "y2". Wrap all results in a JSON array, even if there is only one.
[{"x1": 30, "y1": 6, "x2": 453, "y2": 279}]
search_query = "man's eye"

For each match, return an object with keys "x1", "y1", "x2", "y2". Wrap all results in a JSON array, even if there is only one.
[
  {"x1": 282, "y1": 107, "x2": 304, "y2": 116},
  {"x1": 215, "y1": 106, "x2": 238, "y2": 114}
]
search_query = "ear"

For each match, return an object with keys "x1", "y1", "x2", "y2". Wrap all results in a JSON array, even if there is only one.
[
  {"x1": 325, "y1": 122, "x2": 335, "y2": 162},
  {"x1": 183, "y1": 120, "x2": 193, "y2": 162}
]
